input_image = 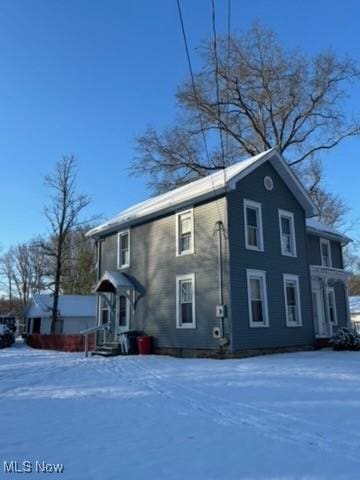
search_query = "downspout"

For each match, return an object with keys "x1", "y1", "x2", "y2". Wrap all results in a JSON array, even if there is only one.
[{"x1": 215, "y1": 220, "x2": 229, "y2": 347}]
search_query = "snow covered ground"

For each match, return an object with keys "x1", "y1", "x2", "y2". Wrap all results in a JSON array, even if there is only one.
[{"x1": 1, "y1": 342, "x2": 360, "y2": 479}]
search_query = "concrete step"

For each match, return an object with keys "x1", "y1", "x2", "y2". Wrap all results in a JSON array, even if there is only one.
[{"x1": 91, "y1": 349, "x2": 120, "y2": 357}]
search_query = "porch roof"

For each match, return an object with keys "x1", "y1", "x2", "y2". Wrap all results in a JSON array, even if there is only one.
[
  {"x1": 94, "y1": 270, "x2": 136, "y2": 294},
  {"x1": 310, "y1": 265, "x2": 351, "y2": 282}
]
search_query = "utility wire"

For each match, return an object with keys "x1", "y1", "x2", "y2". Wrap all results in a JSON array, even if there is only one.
[
  {"x1": 176, "y1": 0, "x2": 211, "y2": 167},
  {"x1": 176, "y1": 0, "x2": 224, "y2": 224}
]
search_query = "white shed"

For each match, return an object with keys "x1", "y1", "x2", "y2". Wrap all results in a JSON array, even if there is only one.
[{"x1": 26, "y1": 295, "x2": 96, "y2": 335}]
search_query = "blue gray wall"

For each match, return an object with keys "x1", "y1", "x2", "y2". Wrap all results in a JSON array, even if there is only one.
[
  {"x1": 227, "y1": 161, "x2": 315, "y2": 351},
  {"x1": 99, "y1": 197, "x2": 230, "y2": 351}
]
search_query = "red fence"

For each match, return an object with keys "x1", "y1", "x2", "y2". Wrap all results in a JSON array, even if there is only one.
[{"x1": 26, "y1": 333, "x2": 95, "y2": 352}]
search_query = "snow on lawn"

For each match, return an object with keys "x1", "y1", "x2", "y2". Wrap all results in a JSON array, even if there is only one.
[{"x1": 1, "y1": 342, "x2": 360, "y2": 479}]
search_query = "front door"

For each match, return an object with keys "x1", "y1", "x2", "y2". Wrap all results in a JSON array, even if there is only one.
[
  {"x1": 312, "y1": 289, "x2": 331, "y2": 337},
  {"x1": 116, "y1": 295, "x2": 130, "y2": 336}
]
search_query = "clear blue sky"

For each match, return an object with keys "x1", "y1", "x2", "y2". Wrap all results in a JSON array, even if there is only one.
[{"x1": 0, "y1": 0, "x2": 359, "y2": 250}]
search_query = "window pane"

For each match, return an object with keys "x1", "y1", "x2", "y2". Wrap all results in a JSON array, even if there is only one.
[
  {"x1": 180, "y1": 233, "x2": 191, "y2": 252},
  {"x1": 121, "y1": 249, "x2": 129, "y2": 266},
  {"x1": 251, "y1": 300, "x2": 263, "y2": 322},
  {"x1": 119, "y1": 296, "x2": 127, "y2": 326},
  {"x1": 281, "y1": 217, "x2": 291, "y2": 235},
  {"x1": 181, "y1": 303, "x2": 193, "y2": 324},
  {"x1": 180, "y1": 215, "x2": 191, "y2": 234},
  {"x1": 101, "y1": 309, "x2": 108, "y2": 324},
  {"x1": 286, "y1": 283, "x2": 296, "y2": 306},
  {"x1": 246, "y1": 207, "x2": 257, "y2": 227},
  {"x1": 248, "y1": 226, "x2": 258, "y2": 247},
  {"x1": 250, "y1": 278, "x2": 261, "y2": 300},
  {"x1": 282, "y1": 234, "x2": 292, "y2": 254},
  {"x1": 180, "y1": 280, "x2": 192, "y2": 303},
  {"x1": 121, "y1": 233, "x2": 128, "y2": 250},
  {"x1": 287, "y1": 305, "x2": 298, "y2": 323}
]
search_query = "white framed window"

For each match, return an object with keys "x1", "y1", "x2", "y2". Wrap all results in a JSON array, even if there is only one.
[
  {"x1": 176, "y1": 208, "x2": 194, "y2": 256},
  {"x1": 320, "y1": 238, "x2": 332, "y2": 267},
  {"x1": 176, "y1": 273, "x2": 196, "y2": 328},
  {"x1": 283, "y1": 274, "x2": 302, "y2": 327},
  {"x1": 278, "y1": 209, "x2": 297, "y2": 257},
  {"x1": 244, "y1": 199, "x2": 264, "y2": 251},
  {"x1": 246, "y1": 269, "x2": 269, "y2": 327},
  {"x1": 327, "y1": 287, "x2": 337, "y2": 325},
  {"x1": 117, "y1": 230, "x2": 130, "y2": 268},
  {"x1": 99, "y1": 294, "x2": 111, "y2": 325}
]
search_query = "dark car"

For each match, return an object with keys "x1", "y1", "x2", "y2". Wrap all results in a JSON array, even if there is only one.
[{"x1": 0, "y1": 325, "x2": 15, "y2": 348}]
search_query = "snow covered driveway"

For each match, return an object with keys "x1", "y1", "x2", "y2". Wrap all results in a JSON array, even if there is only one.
[{"x1": 1, "y1": 342, "x2": 360, "y2": 479}]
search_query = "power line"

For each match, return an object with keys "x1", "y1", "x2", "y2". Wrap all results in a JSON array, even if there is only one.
[
  {"x1": 211, "y1": 0, "x2": 232, "y2": 212},
  {"x1": 176, "y1": 0, "x2": 211, "y2": 167},
  {"x1": 176, "y1": 0, "x2": 224, "y2": 224}
]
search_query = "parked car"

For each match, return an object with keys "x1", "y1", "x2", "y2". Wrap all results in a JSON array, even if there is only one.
[{"x1": 0, "y1": 325, "x2": 15, "y2": 348}]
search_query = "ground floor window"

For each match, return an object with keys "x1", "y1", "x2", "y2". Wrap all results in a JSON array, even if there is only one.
[
  {"x1": 176, "y1": 274, "x2": 196, "y2": 328},
  {"x1": 327, "y1": 287, "x2": 337, "y2": 325},
  {"x1": 283, "y1": 274, "x2": 302, "y2": 327},
  {"x1": 100, "y1": 295, "x2": 111, "y2": 324},
  {"x1": 118, "y1": 295, "x2": 128, "y2": 327},
  {"x1": 246, "y1": 269, "x2": 269, "y2": 327}
]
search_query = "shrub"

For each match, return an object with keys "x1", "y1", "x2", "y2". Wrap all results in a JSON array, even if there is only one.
[{"x1": 332, "y1": 327, "x2": 360, "y2": 351}]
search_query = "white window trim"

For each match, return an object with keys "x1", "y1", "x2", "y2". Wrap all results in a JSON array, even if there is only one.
[
  {"x1": 175, "y1": 208, "x2": 195, "y2": 257},
  {"x1": 246, "y1": 269, "x2": 269, "y2": 328},
  {"x1": 278, "y1": 209, "x2": 297, "y2": 257},
  {"x1": 320, "y1": 238, "x2": 332, "y2": 268},
  {"x1": 243, "y1": 199, "x2": 264, "y2": 252},
  {"x1": 283, "y1": 274, "x2": 303, "y2": 327},
  {"x1": 176, "y1": 273, "x2": 196, "y2": 329},
  {"x1": 117, "y1": 230, "x2": 130, "y2": 269},
  {"x1": 327, "y1": 287, "x2": 338, "y2": 326}
]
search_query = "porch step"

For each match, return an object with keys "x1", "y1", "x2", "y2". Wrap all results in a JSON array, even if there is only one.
[{"x1": 91, "y1": 342, "x2": 121, "y2": 357}]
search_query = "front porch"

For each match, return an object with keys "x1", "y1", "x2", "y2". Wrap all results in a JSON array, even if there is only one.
[
  {"x1": 92, "y1": 270, "x2": 138, "y2": 356},
  {"x1": 310, "y1": 265, "x2": 351, "y2": 345}
]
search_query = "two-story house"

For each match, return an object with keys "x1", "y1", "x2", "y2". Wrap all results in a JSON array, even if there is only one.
[{"x1": 87, "y1": 148, "x2": 351, "y2": 357}]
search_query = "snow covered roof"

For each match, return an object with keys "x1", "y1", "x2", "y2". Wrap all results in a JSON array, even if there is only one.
[
  {"x1": 306, "y1": 218, "x2": 351, "y2": 244},
  {"x1": 88, "y1": 149, "x2": 318, "y2": 238},
  {"x1": 26, "y1": 295, "x2": 96, "y2": 319},
  {"x1": 349, "y1": 296, "x2": 360, "y2": 314},
  {"x1": 95, "y1": 270, "x2": 137, "y2": 293}
]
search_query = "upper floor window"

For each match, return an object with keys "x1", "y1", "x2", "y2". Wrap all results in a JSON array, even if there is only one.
[
  {"x1": 327, "y1": 287, "x2": 337, "y2": 325},
  {"x1": 244, "y1": 199, "x2": 264, "y2": 251},
  {"x1": 320, "y1": 238, "x2": 332, "y2": 267},
  {"x1": 283, "y1": 274, "x2": 302, "y2": 327},
  {"x1": 246, "y1": 269, "x2": 269, "y2": 327},
  {"x1": 176, "y1": 274, "x2": 196, "y2": 328},
  {"x1": 117, "y1": 230, "x2": 130, "y2": 269},
  {"x1": 278, "y1": 209, "x2": 297, "y2": 257},
  {"x1": 176, "y1": 209, "x2": 194, "y2": 256}
]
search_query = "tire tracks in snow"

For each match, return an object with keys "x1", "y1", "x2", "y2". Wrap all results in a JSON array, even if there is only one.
[{"x1": 115, "y1": 357, "x2": 360, "y2": 464}]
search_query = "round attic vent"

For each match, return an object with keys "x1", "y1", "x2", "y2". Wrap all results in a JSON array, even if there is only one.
[{"x1": 264, "y1": 176, "x2": 274, "y2": 191}]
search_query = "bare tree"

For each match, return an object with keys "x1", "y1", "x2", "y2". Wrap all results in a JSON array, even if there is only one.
[
  {"x1": 41, "y1": 156, "x2": 90, "y2": 333},
  {"x1": 0, "y1": 242, "x2": 47, "y2": 319},
  {"x1": 61, "y1": 225, "x2": 96, "y2": 295},
  {"x1": 131, "y1": 22, "x2": 360, "y2": 207},
  {"x1": 0, "y1": 250, "x2": 15, "y2": 312}
]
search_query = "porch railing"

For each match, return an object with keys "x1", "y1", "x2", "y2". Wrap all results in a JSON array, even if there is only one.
[{"x1": 80, "y1": 323, "x2": 110, "y2": 358}]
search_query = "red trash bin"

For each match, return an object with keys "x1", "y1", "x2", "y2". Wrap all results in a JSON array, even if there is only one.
[{"x1": 137, "y1": 335, "x2": 153, "y2": 354}]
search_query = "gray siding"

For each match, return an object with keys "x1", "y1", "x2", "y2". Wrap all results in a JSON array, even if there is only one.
[
  {"x1": 227, "y1": 162, "x2": 315, "y2": 351},
  {"x1": 307, "y1": 233, "x2": 343, "y2": 269},
  {"x1": 100, "y1": 197, "x2": 230, "y2": 350}
]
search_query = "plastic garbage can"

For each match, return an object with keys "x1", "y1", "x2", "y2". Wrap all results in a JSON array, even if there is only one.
[{"x1": 137, "y1": 335, "x2": 153, "y2": 354}]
